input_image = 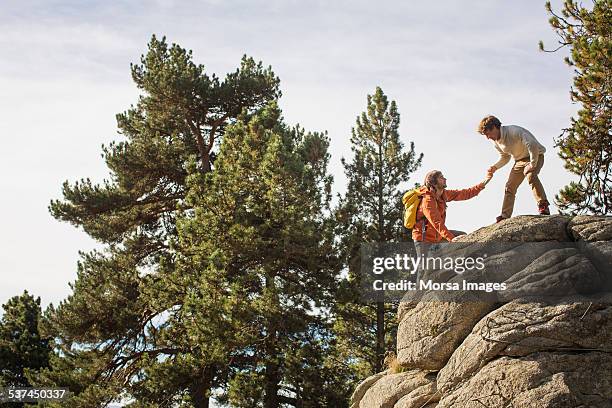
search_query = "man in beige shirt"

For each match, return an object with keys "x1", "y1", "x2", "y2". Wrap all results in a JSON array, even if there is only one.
[{"x1": 478, "y1": 115, "x2": 550, "y2": 222}]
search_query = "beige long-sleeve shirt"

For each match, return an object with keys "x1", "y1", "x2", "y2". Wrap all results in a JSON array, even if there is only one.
[{"x1": 492, "y1": 125, "x2": 546, "y2": 169}]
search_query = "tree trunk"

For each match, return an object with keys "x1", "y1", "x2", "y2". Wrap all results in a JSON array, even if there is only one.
[
  {"x1": 264, "y1": 358, "x2": 281, "y2": 408},
  {"x1": 375, "y1": 133, "x2": 386, "y2": 373},
  {"x1": 201, "y1": 150, "x2": 212, "y2": 173},
  {"x1": 264, "y1": 274, "x2": 281, "y2": 408},
  {"x1": 191, "y1": 365, "x2": 214, "y2": 408},
  {"x1": 376, "y1": 301, "x2": 385, "y2": 373}
]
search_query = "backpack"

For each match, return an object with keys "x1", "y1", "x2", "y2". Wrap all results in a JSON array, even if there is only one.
[{"x1": 402, "y1": 188, "x2": 425, "y2": 229}]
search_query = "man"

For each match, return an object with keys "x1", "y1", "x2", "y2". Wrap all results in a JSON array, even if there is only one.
[
  {"x1": 478, "y1": 115, "x2": 550, "y2": 222},
  {"x1": 412, "y1": 170, "x2": 490, "y2": 243}
]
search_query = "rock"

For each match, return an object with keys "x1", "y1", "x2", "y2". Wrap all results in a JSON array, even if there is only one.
[
  {"x1": 393, "y1": 378, "x2": 439, "y2": 408},
  {"x1": 567, "y1": 215, "x2": 612, "y2": 276},
  {"x1": 454, "y1": 214, "x2": 571, "y2": 242},
  {"x1": 350, "y1": 371, "x2": 388, "y2": 408},
  {"x1": 437, "y1": 297, "x2": 612, "y2": 393},
  {"x1": 357, "y1": 370, "x2": 434, "y2": 408},
  {"x1": 436, "y1": 352, "x2": 612, "y2": 408},
  {"x1": 500, "y1": 247, "x2": 606, "y2": 300},
  {"x1": 397, "y1": 242, "x2": 582, "y2": 370},
  {"x1": 568, "y1": 215, "x2": 612, "y2": 242},
  {"x1": 397, "y1": 300, "x2": 418, "y2": 323},
  {"x1": 584, "y1": 240, "x2": 612, "y2": 277},
  {"x1": 353, "y1": 216, "x2": 612, "y2": 408},
  {"x1": 397, "y1": 300, "x2": 492, "y2": 370}
]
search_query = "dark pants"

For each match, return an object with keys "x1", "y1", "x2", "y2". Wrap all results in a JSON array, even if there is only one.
[{"x1": 413, "y1": 230, "x2": 466, "y2": 281}]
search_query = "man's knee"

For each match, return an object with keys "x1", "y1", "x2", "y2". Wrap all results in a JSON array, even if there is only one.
[
  {"x1": 504, "y1": 182, "x2": 518, "y2": 195},
  {"x1": 526, "y1": 173, "x2": 540, "y2": 184}
]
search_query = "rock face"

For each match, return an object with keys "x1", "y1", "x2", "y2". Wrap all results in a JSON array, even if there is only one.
[
  {"x1": 356, "y1": 370, "x2": 436, "y2": 408},
  {"x1": 351, "y1": 215, "x2": 612, "y2": 408}
]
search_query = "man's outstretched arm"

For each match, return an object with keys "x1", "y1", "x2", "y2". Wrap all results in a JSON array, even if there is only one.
[{"x1": 491, "y1": 144, "x2": 511, "y2": 170}]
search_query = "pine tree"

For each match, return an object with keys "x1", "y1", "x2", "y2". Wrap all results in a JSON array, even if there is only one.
[
  {"x1": 334, "y1": 87, "x2": 423, "y2": 375},
  {"x1": 0, "y1": 291, "x2": 51, "y2": 388},
  {"x1": 540, "y1": 0, "x2": 612, "y2": 214},
  {"x1": 176, "y1": 101, "x2": 344, "y2": 407},
  {"x1": 34, "y1": 35, "x2": 280, "y2": 407}
]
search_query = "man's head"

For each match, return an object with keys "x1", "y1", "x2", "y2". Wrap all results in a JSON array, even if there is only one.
[
  {"x1": 478, "y1": 115, "x2": 502, "y2": 141},
  {"x1": 424, "y1": 170, "x2": 447, "y2": 192}
]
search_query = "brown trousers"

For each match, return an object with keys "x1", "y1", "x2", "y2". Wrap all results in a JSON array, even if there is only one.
[{"x1": 501, "y1": 153, "x2": 548, "y2": 218}]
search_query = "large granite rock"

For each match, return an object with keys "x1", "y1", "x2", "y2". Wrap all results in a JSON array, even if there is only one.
[
  {"x1": 437, "y1": 297, "x2": 612, "y2": 393},
  {"x1": 568, "y1": 215, "x2": 612, "y2": 241},
  {"x1": 356, "y1": 370, "x2": 435, "y2": 408},
  {"x1": 350, "y1": 371, "x2": 388, "y2": 408},
  {"x1": 454, "y1": 214, "x2": 571, "y2": 243},
  {"x1": 396, "y1": 300, "x2": 491, "y2": 370},
  {"x1": 437, "y1": 352, "x2": 612, "y2": 408},
  {"x1": 351, "y1": 215, "x2": 612, "y2": 408}
]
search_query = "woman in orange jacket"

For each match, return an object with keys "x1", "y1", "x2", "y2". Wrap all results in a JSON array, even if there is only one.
[{"x1": 412, "y1": 170, "x2": 490, "y2": 243}]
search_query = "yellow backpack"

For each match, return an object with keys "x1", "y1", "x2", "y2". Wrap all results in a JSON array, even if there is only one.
[{"x1": 402, "y1": 188, "x2": 424, "y2": 229}]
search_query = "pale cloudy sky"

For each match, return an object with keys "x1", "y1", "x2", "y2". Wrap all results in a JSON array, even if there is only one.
[{"x1": 0, "y1": 0, "x2": 576, "y2": 310}]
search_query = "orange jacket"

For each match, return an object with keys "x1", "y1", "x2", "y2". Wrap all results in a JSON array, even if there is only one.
[{"x1": 411, "y1": 183, "x2": 485, "y2": 243}]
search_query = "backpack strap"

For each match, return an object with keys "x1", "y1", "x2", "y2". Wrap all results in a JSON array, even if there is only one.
[
  {"x1": 421, "y1": 217, "x2": 427, "y2": 242},
  {"x1": 417, "y1": 195, "x2": 428, "y2": 242}
]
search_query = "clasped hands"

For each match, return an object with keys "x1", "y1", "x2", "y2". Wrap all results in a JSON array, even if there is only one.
[{"x1": 487, "y1": 164, "x2": 533, "y2": 179}]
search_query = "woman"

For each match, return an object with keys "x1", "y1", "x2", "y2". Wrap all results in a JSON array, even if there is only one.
[{"x1": 412, "y1": 170, "x2": 491, "y2": 277}]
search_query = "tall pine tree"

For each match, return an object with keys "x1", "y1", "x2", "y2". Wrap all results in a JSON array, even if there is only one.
[
  {"x1": 176, "y1": 101, "x2": 346, "y2": 407},
  {"x1": 541, "y1": 0, "x2": 612, "y2": 214},
  {"x1": 34, "y1": 35, "x2": 280, "y2": 407},
  {"x1": 334, "y1": 87, "x2": 423, "y2": 375}
]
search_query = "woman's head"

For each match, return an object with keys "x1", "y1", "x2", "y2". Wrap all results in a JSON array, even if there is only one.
[{"x1": 424, "y1": 170, "x2": 446, "y2": 191}]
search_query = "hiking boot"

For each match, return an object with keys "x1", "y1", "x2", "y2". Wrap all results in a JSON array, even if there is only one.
[
  {"x1": 496, "y1": 215, "x2": 506, "y2": 223},
  {"x1": 538, "y1": 200, "x2": 550, "y2": 215}
]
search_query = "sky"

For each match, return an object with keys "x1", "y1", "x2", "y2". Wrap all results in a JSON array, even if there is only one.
[{"x1": 0, "y1": 0, "x2": 577, "y2": 313}]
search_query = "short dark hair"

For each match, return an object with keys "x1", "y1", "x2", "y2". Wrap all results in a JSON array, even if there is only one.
[{"x1": 477, "y1": 115, "x2": 501, "y2": 134}]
